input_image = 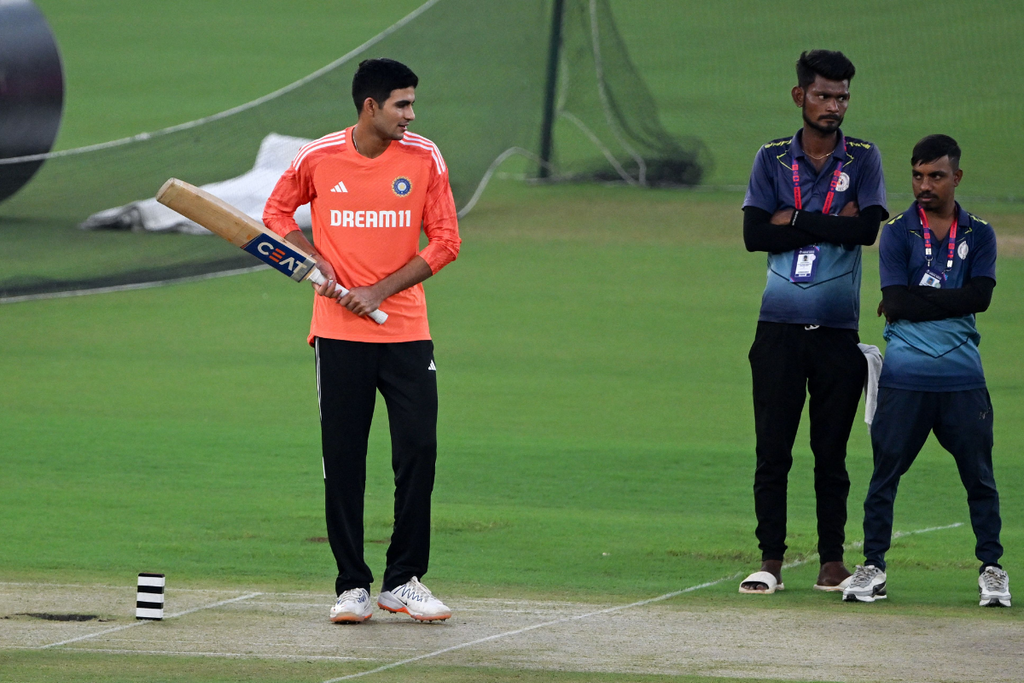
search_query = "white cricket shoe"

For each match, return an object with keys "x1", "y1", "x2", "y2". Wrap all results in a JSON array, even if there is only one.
[
  {"x1": 330, "y1": 588, "x2": 373, "y2": 623},
  {"x1": 377, "y1": 577, "x2": 452, "y2": 622},
  {"x1": 843, "y1": 565, "x2": 887, "y2": 603},
  {"x1": 979, "y1": 566, "x2": 1011, "y2": 607}
]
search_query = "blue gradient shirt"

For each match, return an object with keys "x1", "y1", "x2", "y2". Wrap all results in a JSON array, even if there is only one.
[
  {"x1": 743, "y1": 129, "x2": 887, "y2": 329},
  {"x1": 878, "y1": 202, "x2": 996, "y2": 392}
]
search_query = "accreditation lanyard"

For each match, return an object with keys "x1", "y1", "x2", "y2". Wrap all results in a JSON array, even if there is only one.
[
  {"x1": 791, "y1": 137, "x2": 846, "y2": 215},
  {"x1": 917, "y1": 204, "x2": 958, "y2": 274}
]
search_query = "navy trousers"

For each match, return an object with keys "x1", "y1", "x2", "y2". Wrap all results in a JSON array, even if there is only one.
[{"x1": 863, "y1": 387, "x2": 1002, "y2": 570}]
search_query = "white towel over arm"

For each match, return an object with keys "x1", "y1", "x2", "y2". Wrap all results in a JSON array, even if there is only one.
[{"x1": 858, "y1": 343, "x2": 883, "y2": 426}]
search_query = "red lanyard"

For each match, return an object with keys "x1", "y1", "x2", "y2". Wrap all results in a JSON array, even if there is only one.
[
  {"x1": 917, "y1": 205, "x2": 958, "y2": 273},
  {"x1": 792, "y1": 138, "x2": 846, "y2": 214}
]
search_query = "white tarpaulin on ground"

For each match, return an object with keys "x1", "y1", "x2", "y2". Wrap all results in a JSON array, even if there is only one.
[{"x1": 80, "y1": 133, "x2": 312, "y2": 234}]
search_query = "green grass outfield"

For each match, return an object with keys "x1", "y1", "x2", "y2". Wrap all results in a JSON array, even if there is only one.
[
  {"x1": 4, "y1": 1, "x2": 1024, "y2": 681},
  {"x1": 3, "y1": 182, "x2": 1023, "y2": 682}
]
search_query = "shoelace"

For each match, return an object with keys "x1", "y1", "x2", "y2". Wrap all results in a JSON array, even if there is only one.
[
  {"x1": 981, "y1": 569, "x2": 1008, "y2": 592},
  {"x1": 396, "y1": 577, "x2": 434, "y2": 601},
  {"x1": 849, "y1": 566, "x2": 879, "y2": 587},
  {"x1": 338, "y1": 588, "x2": 367, "y2": 603}
]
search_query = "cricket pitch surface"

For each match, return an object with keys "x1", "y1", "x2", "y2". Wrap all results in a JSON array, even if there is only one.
[{"x1": 2, "y1": 580, "x2": 1022, "y2": 682}]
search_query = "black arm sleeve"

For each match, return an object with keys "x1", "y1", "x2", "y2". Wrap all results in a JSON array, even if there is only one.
[
  {"x1": 743, "y1": 207, "x2": 818, "y2": 253},
  {"x1": 881, "y1": 277, "x2": 995, "y2": 322},
  {"x1": 791, "y1": 204, "x2": 887, "y2": 246}
]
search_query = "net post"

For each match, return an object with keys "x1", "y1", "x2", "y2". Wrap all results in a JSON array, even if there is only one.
[{"x1": 537, "y1": 0, "x2": 565, "y2": 179}]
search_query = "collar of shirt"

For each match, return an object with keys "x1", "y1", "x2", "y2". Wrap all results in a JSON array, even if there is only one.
[
  {"x1": 790, "y1": 128, "x2": 848, "y2": 171},
  {"x1": 907, "y1": 200, "x2": 969, "y2": 235}
]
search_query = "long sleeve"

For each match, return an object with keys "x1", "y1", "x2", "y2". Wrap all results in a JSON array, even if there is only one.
[
  {"x1": 263, "y1": 164, "x2": 314, "y2": 238},
  {"x1": 417, "y1": 167, "x2": 461, "y2": 274},
  {"x1": 792, "y1": 204, "x2": 886, "y2": 246},
  {"x1": 882, "y1": 277, "x2": 995, "y2": 322},
  {"x1": 743, "y1": 204, "x2": 885, "y2": 253},
  {"x1": 743, "y1": 206, "x2": 818, "y2": 253}
]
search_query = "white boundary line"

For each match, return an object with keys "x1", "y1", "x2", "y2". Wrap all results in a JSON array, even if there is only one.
[
  {"x1": 0, "y1": 266, "x2": 267, "y2": 305},
  {"x1": 36, "y1": 592, "x2": 262, "y2": 650},
  {"x1": 322, "y1": 522, "x2": 964, "y2": 682},
  {"x1": 0, "y1": 0, "x2": 442, "y2": 165}
]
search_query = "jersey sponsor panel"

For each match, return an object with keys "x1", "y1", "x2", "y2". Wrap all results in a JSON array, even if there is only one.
[{"x1": 329, "y1": 209, "x2": 413, "y2": 228}]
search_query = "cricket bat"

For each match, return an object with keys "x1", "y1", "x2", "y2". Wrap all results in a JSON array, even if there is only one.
[{"x1": 155, "y1": 178, "x2": 387, "y2": 324}]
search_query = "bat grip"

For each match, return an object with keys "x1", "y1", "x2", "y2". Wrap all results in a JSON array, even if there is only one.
[{"x1": 308, "y1": 269, "x2": 388, "y2": 325}]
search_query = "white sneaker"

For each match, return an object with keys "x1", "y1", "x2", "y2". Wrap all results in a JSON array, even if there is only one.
[
  {"x1": 377, "y1": 577, "x2": 451, "y2": 622},
  {"x1": 330, "y1": 588, "x2": 373, "y2": 623},
  {"x1": 979, "y1": 566, "x2": 1011, "y2": 607},
  {"x1": 843, "y1": 565, "x2": 887, "y2": 603}
]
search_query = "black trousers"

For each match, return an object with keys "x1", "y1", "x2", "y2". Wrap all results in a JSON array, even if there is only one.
[
  {"x1": 315, "y1": 338, "x2": 438, "y2": 595},
  {"x1": 864, "y1": 387, "x2": 1001, "y2": 571},
  {"x1": 748, "y1": 322, "x2": 867, "y2": 563}
]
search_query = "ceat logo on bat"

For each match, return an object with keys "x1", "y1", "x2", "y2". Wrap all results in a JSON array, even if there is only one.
[{"x1": 243, "y1": 236, "x2": 310, "y2": 281}]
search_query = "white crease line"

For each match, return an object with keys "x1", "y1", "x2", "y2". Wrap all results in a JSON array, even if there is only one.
[
  {"x1": 163, "y1": 592, "x2": 264, "y2": 619},
  {"x1": 60, "y1": 647, "x2": 373, "y2": 662},
  {"x1": 323, "y1": 576, "x2": 741, "y2": 682},
  {"x1": 322, "y1": 522, "x2": 964, "y2": 682},
  {"x1": 37, "y1": 593, "x2": 262, "y2": 649},
  {"x1": 0, "y1": 581, "x2": 249, "y2": 593}
]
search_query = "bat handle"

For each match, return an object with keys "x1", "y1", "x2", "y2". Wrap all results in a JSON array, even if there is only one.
[{"x1": 308, "y1": 269, "x2": 388, "y2": 325}]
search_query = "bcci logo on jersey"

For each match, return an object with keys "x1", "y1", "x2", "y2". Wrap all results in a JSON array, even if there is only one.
[
  {"x1": 392, "y1": 177, "x2": 412, "y2": 196},
  {"x1": 836, "y1": 172, "x2": 850, "y2": 192}
]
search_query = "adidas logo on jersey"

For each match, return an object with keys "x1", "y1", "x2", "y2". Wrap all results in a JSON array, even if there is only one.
[
  {"x1": 330, "y1": 181, "x2": 348, "y2": 193},
  {"x1": 427, "y1": 360, "x2": 436, "y2": 371}
]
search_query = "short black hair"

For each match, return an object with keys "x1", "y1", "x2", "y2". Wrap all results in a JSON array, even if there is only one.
[
  {"x1": 912, "y1": 134, "x2": 961, "y2": 170},
  {"x1": 796, "y1": 50, "x2": 856, "y2": 89},
  {"x1": 351, "y1": 58, "x2": 418, "y2": 114}
]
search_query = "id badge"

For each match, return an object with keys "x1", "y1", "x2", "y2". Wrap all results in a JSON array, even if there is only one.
[
  {"x1": 919, "y1": 270, "x2": 945, "y2": 288},
  {"x1": 790, "y1": 246, "x2": 819, "y2": 283}
]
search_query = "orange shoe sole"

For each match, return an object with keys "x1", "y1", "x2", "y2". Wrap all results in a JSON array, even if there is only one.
[{"x1": 377, "y1": 602, "x2": 450, "y2": 622}]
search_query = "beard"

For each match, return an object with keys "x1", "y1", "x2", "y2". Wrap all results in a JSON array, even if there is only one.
[{"x1": 803, "y1": 107, "x2": 842, "y2": 134}]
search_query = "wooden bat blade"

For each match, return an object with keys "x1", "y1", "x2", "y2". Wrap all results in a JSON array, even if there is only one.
[
  {"x1": 156, "y1": 178, "x2": 263, "y2": 248},
  {"x1": 156, "y1": 177, "x2": 315, "y2": 283},
  {"x1": 154, "y1": 177, "x2": 388, "y2": 324}
]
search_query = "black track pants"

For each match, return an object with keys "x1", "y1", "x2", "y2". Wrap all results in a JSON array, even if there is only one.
[
  {"x1": 748, "y1": 322, "x2": 867, "y2": 563},
  {"x1": 315, "y1": 338, "x2": 438, "y2": 595}
]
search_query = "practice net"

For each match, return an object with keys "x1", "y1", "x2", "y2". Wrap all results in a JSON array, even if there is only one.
[{"x1": 0, "y1": 0, "x2": 709, "y2": 300}]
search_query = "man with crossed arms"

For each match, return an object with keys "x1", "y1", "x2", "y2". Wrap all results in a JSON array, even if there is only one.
[
  {"x1": 844, "y1": 135, "x2": 1010, "y2": 607},
  {"x1": 740, "y1": 50, "x2": 888, "y2": 594}
]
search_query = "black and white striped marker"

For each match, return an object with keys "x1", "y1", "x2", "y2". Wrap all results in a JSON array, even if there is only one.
[{"x1": 136, "y1": 573, "x2": 165, "y2": 620}]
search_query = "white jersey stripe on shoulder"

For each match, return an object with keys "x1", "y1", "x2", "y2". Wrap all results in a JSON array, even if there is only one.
[
  {"x1": 293, "y1": 139, "x2": 345, "y2": 170},
  {"x1": 293, "y1": 131, "x2": 347, "y2": 169},
  {"x1": 402, "y1": 132, "x2": 443, "y2": 162},
  {"x1": 400, "y1": 138, "x2": 441, "y2": 158},
  {"x1": 294, "y1": 131, "x2": 346, "y2": 159},
  {"x1": 293, "y1": 133, "x2": 347, "y2": 169},
  {"x1": 403, "y1": 134, "x2": 445, "y2": 169},
  {"x1": 399, "y1": 138, "x2": 446, "y2": 174}
]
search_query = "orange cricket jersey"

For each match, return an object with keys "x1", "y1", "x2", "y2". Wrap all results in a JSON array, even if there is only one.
[{"x1": 263, "y1": 127, "x2": 460, "y2": 345}]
